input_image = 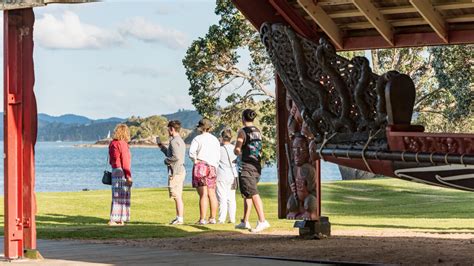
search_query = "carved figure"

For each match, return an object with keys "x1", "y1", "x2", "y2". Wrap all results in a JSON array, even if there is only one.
[
  {"x1": 287, "y1": 95, "x2": 301, "y2": 139},
  {"x1": 287, "y1": 134, "x2": 318, "y2": 220}
]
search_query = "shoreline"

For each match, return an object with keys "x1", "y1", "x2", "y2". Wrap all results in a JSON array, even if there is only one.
[
  {"x1": 74, "y1": 143, "x2": 161, "y2": 148},
  {"x1": 74, "y1": 143, "x2": 191, "y2": 148}
]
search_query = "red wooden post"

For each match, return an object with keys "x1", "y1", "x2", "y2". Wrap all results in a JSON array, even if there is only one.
[
  {"x1": 21, "y1": 9, "x2": 38, "y2": 254},
  {"x1": 276, "y1": 75, "x2": 290, "y2": 219},
  {"x1": 4, "y1": 8, "x2": 37, "y2": 259},
  {"x1": 315, "y1": 159, "x2": 321, "y2": 217}
]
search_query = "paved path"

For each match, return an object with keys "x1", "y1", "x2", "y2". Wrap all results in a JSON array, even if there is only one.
[{"x1": 1, "y1": 239, "x2": 316, "y2": 265}]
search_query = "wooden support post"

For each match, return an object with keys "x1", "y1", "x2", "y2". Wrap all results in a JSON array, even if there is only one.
[
  {"x1": 4, "y1": 8, "x2": 38, "y2": 260},
  {"x1": 315, "y1": 159, "x2": 321, "y2": 217},
  {"x1": 276, "y1": 75, "x2": 290, "y2": 219}
]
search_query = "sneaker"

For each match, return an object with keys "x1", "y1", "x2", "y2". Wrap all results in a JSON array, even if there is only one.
[
  {"x1": 170, "y1": 218, "x2": 183, "y2": 225},
  {"x1": 208, "y1": 218, "x2": 217, "y2": 224},
  {"x1": 196, "y1": 219, "x2": 207, "y2": 225},
  {"x1": 251, "y1": 220, "x2": 270, "y2": 233},
  {"x1": 235, "y1": 220, "x2": 251, "y2": 230}
]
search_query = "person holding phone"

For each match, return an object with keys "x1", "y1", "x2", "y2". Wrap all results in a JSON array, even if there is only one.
[{"x1": 158, "y1": 120, "x2": 186, "y2": 225}]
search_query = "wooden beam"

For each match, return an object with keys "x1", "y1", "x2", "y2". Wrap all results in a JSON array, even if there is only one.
[
  {"x1": 341, "y1": 29, "x2": 474, "y2": 51},
  {"x1": 341, "y1": 15, "x2": 474, "y2": 30},
  {"x1": 269, "y1": 0, "x2": 319, "y2": 42},
  {"x1": 410, "y1": 0, "x2": 448, "y2": 43},
  {"x1": 297, "y1": 0, "x2": 343, "y2": 49},
  {"x1": 317, "y1": 0, "x2": 353, "y2": 5},
  {"x1": 231, "y1": 0, "x2": 284, "y2": 30},
  {"x1": 325, "y1": 3, "x2": 474, "y2": 19},
  {"x1": 352, "y1": 0, "x2": 394, "y2": 46}
]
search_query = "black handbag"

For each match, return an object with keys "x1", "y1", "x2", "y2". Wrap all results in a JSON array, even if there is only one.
[
  {"x1": 102, "y1": 153, "x2": 112, "y2": 185},
  {"x1": 102, "y1": 170, "x2": 112, "y2": 185}
]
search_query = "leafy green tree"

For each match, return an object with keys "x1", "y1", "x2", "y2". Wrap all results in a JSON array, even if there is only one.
[
  {"x1": 183, "y1": 0, "x2": 276, "y2": 164},
  {"x1": 126, "y1": 115, "x2": 169, "y2": 140},
  {"x1": 370, "y1": 46, "x2": 473, "y2": 133}
]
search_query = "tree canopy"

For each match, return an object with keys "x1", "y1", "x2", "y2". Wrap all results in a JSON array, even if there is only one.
[{"x1": 183, "y1": 0, "x2": 276, "y2": 164}]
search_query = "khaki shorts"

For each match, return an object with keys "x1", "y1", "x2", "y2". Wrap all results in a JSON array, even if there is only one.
[{"x1": 169, "y1": 172, "x2": 186, "y2": 199}]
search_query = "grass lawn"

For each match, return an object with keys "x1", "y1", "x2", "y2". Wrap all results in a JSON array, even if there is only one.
[{"x1": 1, "y1": 178, "x2": 474, "y2": 239}]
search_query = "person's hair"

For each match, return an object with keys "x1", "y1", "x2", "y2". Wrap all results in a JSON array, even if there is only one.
[
  {"x1": 242, "y1": 109, "x2": 257, "y2": 122},
  {"x1": 113, "y1": 124, "x2": 131, "y2": 142},
  {"x1": 220, "y1": 128, "x2": 233, "y2": 142},
  {"x1": 168, "y1": 120, "x2": 181, "y2": 132}
]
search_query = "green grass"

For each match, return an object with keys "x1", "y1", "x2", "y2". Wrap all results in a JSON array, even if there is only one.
[{"x1": 1, "y1": 178, "x2": 474, "y2": 239}]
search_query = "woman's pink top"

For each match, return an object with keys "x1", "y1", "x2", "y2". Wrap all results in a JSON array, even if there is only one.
[{"x1": 109, "y1": 139, "x2": 132, "y2": 178}]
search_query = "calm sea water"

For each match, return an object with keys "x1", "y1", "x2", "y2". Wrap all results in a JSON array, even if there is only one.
[{"x1": 0, "y1": 141, "x2": 341, "y2": 193}]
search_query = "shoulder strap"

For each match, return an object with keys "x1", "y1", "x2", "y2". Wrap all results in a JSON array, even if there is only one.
[
  {"x1": 105, "y1": 152, "x2": 110, "y2": 171},
  {"x1": 223, "y1": 146, "x2": 237, "y2": 178}
]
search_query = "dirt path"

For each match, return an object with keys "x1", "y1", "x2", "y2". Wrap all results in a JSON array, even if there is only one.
[{"x1": 94, "y1": 229, "x2": 474, "y2": 265}]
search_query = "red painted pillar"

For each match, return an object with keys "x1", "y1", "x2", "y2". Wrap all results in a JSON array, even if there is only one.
[
  {"x1": 21, "y1": 9, "x2": 38, "y2": 253},
  {"x1": 4, "y1": 8, "x2": 37, "y2": 259},
  {"x1": 276, "y1": 75, "x2": 290, "y2": 219}
]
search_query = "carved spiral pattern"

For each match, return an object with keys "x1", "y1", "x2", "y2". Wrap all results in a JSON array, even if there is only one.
[{"x1": 261, "y1": 23, "x2": 388, "y2": 143}]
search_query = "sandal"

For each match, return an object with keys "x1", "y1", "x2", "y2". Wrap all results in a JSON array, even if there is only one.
[{"x1": 108, "y1": 221, "x2": 124, "y2": 226}]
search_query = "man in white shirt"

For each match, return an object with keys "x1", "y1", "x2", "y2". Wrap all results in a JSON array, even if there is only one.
[{"x1": 189, "y1": 118, "x2": 221, "y2": 224}]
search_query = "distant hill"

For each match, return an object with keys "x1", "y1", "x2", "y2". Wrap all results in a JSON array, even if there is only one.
[
  {"x1": 38, "y1": 113, "x2": 92, "y2": 125},
  {"x1": 37, "y1": 113, "x2": 124, "y2": 125},
  {"x1": 163, "y1": 109, "x2": 201, "y2": 129},
  {"x1": 0, "y1": 111, "x2": 199, "y2": 141}
]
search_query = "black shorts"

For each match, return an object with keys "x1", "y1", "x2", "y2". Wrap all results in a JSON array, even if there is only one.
[{"x1": 239, "y1": 163, "x2": 261, "y2": 198}]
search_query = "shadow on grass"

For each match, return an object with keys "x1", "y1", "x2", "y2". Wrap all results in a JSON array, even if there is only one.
[
  {"x1": 0, "y1": 213, "x2": 240, "y2": 240},
  {"x1": 36, "y1": 213, "x2": 157, "y2": 226}
]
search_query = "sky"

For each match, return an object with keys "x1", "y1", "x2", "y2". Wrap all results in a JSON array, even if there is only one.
[{"x1": 0, "y1": 0, "x2": 219, "y2": 119}]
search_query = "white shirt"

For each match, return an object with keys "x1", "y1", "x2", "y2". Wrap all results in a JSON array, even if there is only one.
[
  {"x1": 217, "y1": 144, "x2": 238, "y2": 182},
  {"x1": 189, "y1": 132, "x2": 221, "y2": 167}
]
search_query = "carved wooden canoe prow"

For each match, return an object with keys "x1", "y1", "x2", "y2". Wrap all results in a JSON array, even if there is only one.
[{"x1": 261, "y1": 23, "x2": 474, "y2": 192}]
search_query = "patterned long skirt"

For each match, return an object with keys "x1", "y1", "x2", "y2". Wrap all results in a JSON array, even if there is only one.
[{"x1": 110, "y1": 169, "x2": 131, "y2": 222}]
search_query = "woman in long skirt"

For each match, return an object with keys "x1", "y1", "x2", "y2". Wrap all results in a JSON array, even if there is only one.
[{"x1": 108, "y1": 124, "x2": 133, "y2": 225}]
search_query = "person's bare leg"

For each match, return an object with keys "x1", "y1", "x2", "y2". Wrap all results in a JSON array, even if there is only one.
[
  {"x1": 197, "y1": 186, "x2": 208, "y2": 221},
  {"x1": 175, "y1": 196, "x2": 184, "y2": 218},
  {"x1": 208, "y1": 188, "x2": 218, "y2": 220},
  {"x1": 252, "y1": 194, "x2": 266, "y2": 222},
  {"x1": 243, "y1": 198, "x2": 252, "y2": 222}
]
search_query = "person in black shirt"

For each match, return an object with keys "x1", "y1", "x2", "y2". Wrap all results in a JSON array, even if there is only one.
[{"x1": 234, "y1": 109, "x2": 270, "y2": 233}]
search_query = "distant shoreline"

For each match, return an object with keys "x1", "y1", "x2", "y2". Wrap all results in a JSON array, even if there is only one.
[
  {"x1": 74, "y1": 143, "x2": 161, "y2": 148},
  {"x1": 74, "y1": 143, "x2": 191, "y2": 148}
]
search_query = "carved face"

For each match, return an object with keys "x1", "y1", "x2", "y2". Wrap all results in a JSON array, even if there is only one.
[{"x1": 292, "y1": 136, "x2": 309, "y2": 166}]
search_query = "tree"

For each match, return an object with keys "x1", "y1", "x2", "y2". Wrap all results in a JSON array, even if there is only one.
[
  {"x1": 183, "y1": 0, "x2": 276, "y2": 164},
  {"x1": 370, "y1": 46, "x2": 473, "y2": 133}
]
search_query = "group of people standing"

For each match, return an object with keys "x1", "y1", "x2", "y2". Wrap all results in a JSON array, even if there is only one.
[{"x1": 107, "y1": 109, "x2": 270, "y2": 233}]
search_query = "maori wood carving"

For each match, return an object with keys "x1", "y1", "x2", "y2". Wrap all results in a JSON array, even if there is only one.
[{"x1": 261, "y1": 23, "x2": 474, "y2": 193}]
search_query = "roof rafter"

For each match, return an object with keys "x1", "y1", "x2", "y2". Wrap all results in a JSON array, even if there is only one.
[
  {"x1": 409, "y1": 0, "x2": 448, "y2": 43},
  {"x1": 317, "y1": 3, "x2": 474, "y2": 19},
  {"x1": 352, "y1": 0, "x2": 394, "y2": 46},
  {"x1": 297, "y1": 0, "x2": 343, "y2": 49}
]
